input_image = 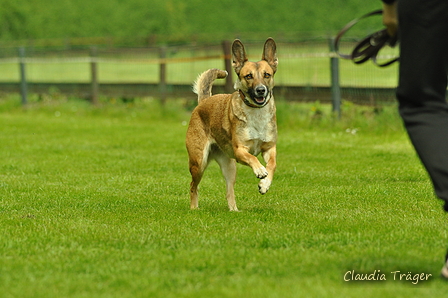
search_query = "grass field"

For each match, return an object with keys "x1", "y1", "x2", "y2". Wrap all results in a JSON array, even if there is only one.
[{"x1": 1, "y1": 95, "x2": 447, "y2": 298}]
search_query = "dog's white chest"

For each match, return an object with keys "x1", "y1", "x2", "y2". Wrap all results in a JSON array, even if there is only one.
[
  {"x1": 246, "y1": 114, "x2": 270, "y2": 140},
  {"x1": 241, "y1": 107, "x2": 275, "y2": 154}
]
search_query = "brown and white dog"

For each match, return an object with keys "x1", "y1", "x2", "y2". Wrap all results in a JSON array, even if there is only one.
[{"x1": 186, "y1": 38, "x2": 278, "y2": 211}]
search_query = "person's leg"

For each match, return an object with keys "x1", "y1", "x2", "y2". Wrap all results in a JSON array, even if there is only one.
[
  {"x1": 397, "y1": 0, "x2": 448, "y2": 278},
  {"x1": 396, "y1": 0, "x2": 448, "y2": 210}
]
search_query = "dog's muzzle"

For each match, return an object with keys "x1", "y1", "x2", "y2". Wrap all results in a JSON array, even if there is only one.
[
  {"x1": 254, "y1": 86, "x2": 268, "y2": 104},
  {"x1": 240, "y1": 85, "x2": 271, "y2": 108}
]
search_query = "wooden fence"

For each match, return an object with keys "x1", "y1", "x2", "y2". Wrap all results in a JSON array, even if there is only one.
[{"x1": 0, "y1": 40, "x2": 398, "y2": 108}]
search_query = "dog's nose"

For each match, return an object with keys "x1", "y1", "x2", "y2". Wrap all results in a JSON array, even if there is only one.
[{"x1": 255, "y1": 86, "x2": 267, "y2": 96}]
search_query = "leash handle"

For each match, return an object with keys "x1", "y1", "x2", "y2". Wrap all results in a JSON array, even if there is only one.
[{"x1": 334, "y1": 9, "x2": 399, "y2": 67}]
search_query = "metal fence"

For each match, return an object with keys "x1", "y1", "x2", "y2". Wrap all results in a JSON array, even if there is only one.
[{"x1": 0, "y1": 39, "x2": 399, "y2": 106}]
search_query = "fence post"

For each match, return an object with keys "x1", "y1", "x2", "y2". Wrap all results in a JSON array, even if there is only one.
[
  {"x1": 159, "y1": 46, "x2": 167, "y2": 105},
  {"x1": 329, "y1": 37, "x2": 341, "y2": 119},
  {"x1": 90, "y1": 47, "x2": 99, "y2": 105},
  {"x1": 18, "y1": 47, "x2": 28, "y2": 105},
  {"x1": 222, "y1": 40, "x2": 233, "y2": 93}
]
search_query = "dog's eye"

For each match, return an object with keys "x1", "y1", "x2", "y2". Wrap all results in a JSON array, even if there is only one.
[
  {"x1": 264, "y1": 73, "x2": 271, "y2": 79},
  {"x1": 244, "y1": 74, "x2": 253, "y2": 80}
]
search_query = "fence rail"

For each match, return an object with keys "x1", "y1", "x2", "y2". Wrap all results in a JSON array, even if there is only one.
[{"x1": 0, "y1": 40, "x2": 399, "y2": 107}]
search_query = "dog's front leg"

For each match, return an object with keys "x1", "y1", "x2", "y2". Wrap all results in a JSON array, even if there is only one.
[
  {"x1": 258, "y1": 146, "x2": 276, "y2": 194},
  {"x1": 234, "y1": 146, "x2": 268, "y2": 179}
]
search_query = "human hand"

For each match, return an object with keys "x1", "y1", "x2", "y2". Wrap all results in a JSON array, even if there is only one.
[{"x1": 382, "y1": 2, "x2": 398, "y2": 38}]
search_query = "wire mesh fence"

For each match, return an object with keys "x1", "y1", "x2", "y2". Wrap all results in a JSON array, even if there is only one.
[{"x1": 0, "y1": 39, "x2": 399, "y2": 105}]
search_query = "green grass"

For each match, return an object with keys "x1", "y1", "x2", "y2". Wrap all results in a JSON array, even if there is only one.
[{"x1": 0, "y1": 95, "x2": 447, "y2": 298}]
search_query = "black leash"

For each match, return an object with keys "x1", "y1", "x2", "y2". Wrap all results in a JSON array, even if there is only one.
[{"x1": 334, "y1": 9, "x2": 399, "y2": 67}]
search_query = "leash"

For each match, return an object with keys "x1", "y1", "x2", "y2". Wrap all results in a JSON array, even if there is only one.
[{"x1": 334, "y1": 9, "x2": 399, "y2": 67}]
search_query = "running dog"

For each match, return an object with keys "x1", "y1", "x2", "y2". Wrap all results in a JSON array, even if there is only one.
[{"x1": 186, "y1": 38, "x2": 278, "y2": 211}]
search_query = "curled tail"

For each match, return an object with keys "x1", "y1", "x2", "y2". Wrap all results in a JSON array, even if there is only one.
[{"x1": 193, "y1": 69, "x2": 228, "y2": 103}]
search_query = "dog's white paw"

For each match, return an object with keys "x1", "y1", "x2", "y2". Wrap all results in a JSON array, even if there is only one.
[
  {"x1": 253, "y1": 166, "x2": 268, "y2": 179},
  {"x1": 258, "y1": 178, "x2": 271, "y2": 194}
]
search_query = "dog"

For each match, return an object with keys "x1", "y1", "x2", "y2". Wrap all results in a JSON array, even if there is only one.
[{"x1": 186, "y1": 38, "x2": 278, "y2": 211}]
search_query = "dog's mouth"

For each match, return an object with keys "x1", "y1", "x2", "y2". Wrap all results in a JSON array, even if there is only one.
[
  {"x1": 250, "y1": 86, "x2": 271, "y2": 106},
  {"x1": 239, "y1": 88, "x2": 271, "y2": 108},
  {"x1": 253, "y1": 96, "x2": 266, "y2": 104}
]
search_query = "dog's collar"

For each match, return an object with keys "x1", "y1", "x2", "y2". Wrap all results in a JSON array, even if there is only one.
[{"x1": 238, "y1": 90, "x2": 269, "y2": 108}]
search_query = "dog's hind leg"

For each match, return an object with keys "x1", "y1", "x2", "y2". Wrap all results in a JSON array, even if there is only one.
[
  {"x1": 189, "y1": 161, "x2": 203, "y2": 210},
  {"x1": 214, "y1": 153, "x2": 238, "y2": 211},
  {"x1": 187, "y1": 140, "x2": 211, "y2": 210}
]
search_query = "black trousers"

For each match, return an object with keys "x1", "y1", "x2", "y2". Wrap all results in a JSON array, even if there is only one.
[{"x1": 396, "y1": 0, "x2": 448, "y2": 210}]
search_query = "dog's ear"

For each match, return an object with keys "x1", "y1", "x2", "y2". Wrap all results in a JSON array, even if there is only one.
[
  {"x1": 262, "y1": 38, "x2": 278, "y2": 73},
  {"x1": 232, "y1": 39, "x2": 248, "y2": 75}
]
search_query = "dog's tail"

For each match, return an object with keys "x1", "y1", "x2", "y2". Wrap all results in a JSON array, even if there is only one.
[{"x1": 193, "y1": 69, "x2": 228, "y2": 103}]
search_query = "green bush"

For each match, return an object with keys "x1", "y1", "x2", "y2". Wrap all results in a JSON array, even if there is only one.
[{"x1": 0, "y1": 0, "x2": 382, "y2": 44}]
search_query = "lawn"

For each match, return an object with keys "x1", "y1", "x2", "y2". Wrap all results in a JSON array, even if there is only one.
[{"x1": 0, "y1": 95, "x2": 446, "y2": 298}]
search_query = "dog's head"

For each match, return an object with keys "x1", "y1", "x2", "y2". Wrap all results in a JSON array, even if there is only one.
[{"x1": 232, "y1": 38, "x2": 278, "y2": 108}]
